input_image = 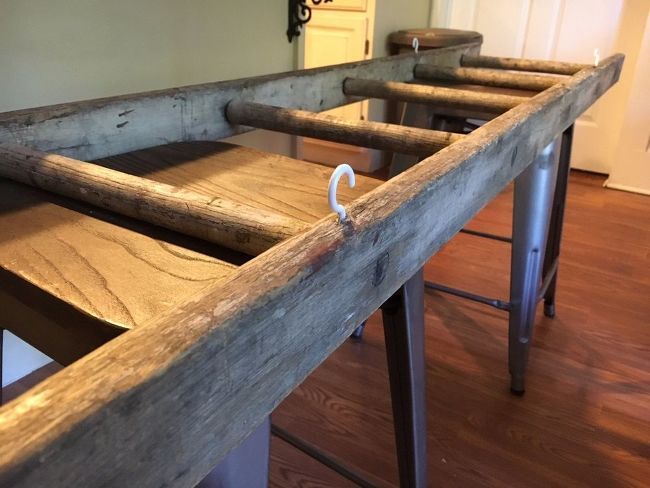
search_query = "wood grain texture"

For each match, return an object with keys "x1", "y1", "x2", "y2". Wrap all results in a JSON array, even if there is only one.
[
  {"x1": 270, "y1": 436, "x2": 360, "y2": 488},
  {"x1": 344, "y1": 78, "x2": 527, "y2": 114},
  {"x1": 226, "y1": 101, "x2": 464, "y2": 155},
  {"x1": 0, "y1": 180, "x2": 238, "y2": 361},
  {"x1": 271, "y1": 171, "x2": 650, "y2": 487},
  {"x1": 0, "y1": 55, "x2": 623, "y2": 487},
  {"x1": 0, "y1": 43, "x2": 479, "y2": 161},
  {"x1": 462, "y1": 54, "x2": 587, "y2": 75},
  {"x1": 0, "y1": 143, "x2": 309, "y2": 255},
  {"x1": 93, "y1": 141, "x2": 381, "y2": 225},
  {"x1": 415, "y1": 65, "x2": 567, "y2": 91}
]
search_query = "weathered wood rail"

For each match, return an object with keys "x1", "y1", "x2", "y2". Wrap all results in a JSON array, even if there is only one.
[
  {"x1": 461, "y1": 54, "x2": 587, "y2": 75},
  {"x1": 0, "y1": 144, "x2": 308, "y2": 255},
  {"x1": 414, "y1": 64, "x2": 567, "y2": 91},
  {"x1": 0, "y1": 38, "x2": 623, "y2": 488},
  {"x1": 226, "y1": 101, "x2": 464, "y2": 155},
  {"x1": 343, "y1": 78, "x2": 526, "y2": 114}
]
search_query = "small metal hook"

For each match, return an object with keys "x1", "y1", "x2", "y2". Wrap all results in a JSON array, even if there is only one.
[
  {"x1": 328, "y1": 163, "x2": 356, "y2": 222},
  {"x1": 412, "y1": 37, "x2": 419, "y2": 54}
]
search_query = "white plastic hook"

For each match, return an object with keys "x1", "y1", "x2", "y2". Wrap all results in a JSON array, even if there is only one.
[
  {"x1": 593, "y1": 48, "x2": 600, "y2": 67},
  {"x1": 328, "y1": 163, "x2": 356, "y2": 222},
  {"x1": 412, "y1": 37, "x2": 420, "y2": 54}
]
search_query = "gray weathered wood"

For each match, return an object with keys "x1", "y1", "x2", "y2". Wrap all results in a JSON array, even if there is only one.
[
  {"x1": 0, "y1": 54, "x2": 623, "y2": 488},
  {"x1": 0, "y1": 143, "x2": 309, "y2": 255},
  {"x1": 226, "y1": 101, "x2": 464, "y2": 155},
  {"x1": 462, "y1": 54, "x2": 587, "y2": 75},
  {"x1": 414, "y1": 64, "x2": 567, "y2": 91},
  {"x1": 0, "y1": 43, "x2": 479, "y2": 161},
  {"x1": 343, "y1": 77, "x2": 527, "y2": 114}
]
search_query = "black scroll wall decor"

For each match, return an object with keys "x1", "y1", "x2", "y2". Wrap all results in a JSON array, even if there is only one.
[{"x1": 287, "y1": 0, "x2": 333, "y2": 42}]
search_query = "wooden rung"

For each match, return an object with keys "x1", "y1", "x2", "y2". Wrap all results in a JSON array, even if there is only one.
[
  {"x1": 414, "y1": 65, "x2": 566, "y2": 92},
  {"x1": 462, "y1": 54, "x2": 587, "y2": 76},
  {"x1": 226, "y1": 101, "x2": 463, "y2": 156},
  {"x1": 0, "y1": 144, "x2": 309, "y2": 255},
  {"x1": 343, "y1": 78, "x2": 527, "y2": 115}
]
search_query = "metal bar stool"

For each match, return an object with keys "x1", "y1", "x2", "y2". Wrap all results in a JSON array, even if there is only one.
[{"x1": 384, "y1": 100, "x2": 572, "y2": 393}]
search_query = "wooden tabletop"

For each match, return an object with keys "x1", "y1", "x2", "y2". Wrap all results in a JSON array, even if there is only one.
[
  {"x1": 0, "y1": 180, "x2": 241, "y2": 362},
  {"x1": 93, "y1": 141, "x2": 381, "y2": 224},
  {"x1": 0, "y1": 141, "x2": 380, "y2": 363}
]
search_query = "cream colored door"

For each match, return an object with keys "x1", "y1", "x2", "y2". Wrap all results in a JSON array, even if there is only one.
[
  {"x1": 432, "y1": 0, "x2": 636, "y2": 174},
  {"x1": 305, "y1": 11, "x2": 368, "y2": 122},
  {"x1": 300, "y1": 3, "x2": 379, "y2": 171},
  {"x1": 606, "y1": 8, "x2": 650, "y2": 195}
]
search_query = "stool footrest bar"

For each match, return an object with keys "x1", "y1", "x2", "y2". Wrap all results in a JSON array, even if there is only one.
[
  {"x1": 271, "y1": 424, "x2": 378, "y2": 488},
  {"x1": 424, "y1": 281, "x2": 512, "y2": 311},
  {"x1": 459, "y1": 228, "x2": 512, "y2": 243},
  {"x1": 425, "y1": 258, "x2": 560, "y2": 313}
]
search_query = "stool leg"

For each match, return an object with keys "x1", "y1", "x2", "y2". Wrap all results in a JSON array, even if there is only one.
[
  {"x1": 509, "y1": 140, "x2": 561, "y2": 394},
  {"x1": 350, "y1": 320, "x2": 367, "y2": 339},
  {"x1": 542, "y1": 125, "x2": 574, "y2": 318},
  {"x1": 197, "y1": 416, "x2": 270, "y2": 488},
  {"x1": 381, "y1": 268, "x2": 427, "y2": 487}
]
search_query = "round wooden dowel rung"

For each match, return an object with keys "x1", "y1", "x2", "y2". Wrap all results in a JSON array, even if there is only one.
[
  {"x1": 461, "y1": 54, "x2": 586, "y2": 76},
  {"x1": 0, "y1": 144, "x2": 309, "y2": 255},
  {"x1": 226, "y1": 100, "x2": 463, "y2": 156},
  {"x1": 414, "y1": 64, "x2": 567, "y2": 92},
  {"x1": 343, "y1": 78, "x2": 527, "y2": 114}
]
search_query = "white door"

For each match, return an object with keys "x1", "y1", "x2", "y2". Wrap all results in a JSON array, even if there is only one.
[
  {"x1": 304, "y1": 11, "x2": 368, "y2": 123},
  {"x1": 606, "y1": 10, "x2": 650, "y2": 194},
  {"x1": 432, "y1": 0, "x2": 628, "y2": 174},
  {"x1": 300, "y1": 1, "x2": 380, "y2": 172}
]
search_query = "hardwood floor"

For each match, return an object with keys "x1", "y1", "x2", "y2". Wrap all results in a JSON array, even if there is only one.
[
  {"x1": 3, "y1": 172, "x2": 648, "y2": 487},
  {"x1": 270, "y1": 172, "x2": 650, "y2": 487}
]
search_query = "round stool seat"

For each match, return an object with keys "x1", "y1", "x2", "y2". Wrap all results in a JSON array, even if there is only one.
[{"x1": 389, "y1": 27, "x2": 482, "y2": 51}]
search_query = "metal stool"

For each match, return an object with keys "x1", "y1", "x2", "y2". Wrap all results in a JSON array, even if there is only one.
[
  {"x1": 383, "y1": 102, "x2": 572, "y2": 393},
  {"x1": 423, "y1": 119, "x2": 572, "y2": 393}
]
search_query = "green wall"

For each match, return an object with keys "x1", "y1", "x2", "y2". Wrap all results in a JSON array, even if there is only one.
[
  {"x1": 373, "y1": 0, "x2": 431, "y2": 57},
  {"x1": 0, "y1": 0, "x2": 431, "y2": 112},
  {"x1": 369, "y1": 0, "x2": 431, "y2": 122},
  {"x1": 0, "y1": 0, "x2": 296, "y2": 112}
]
